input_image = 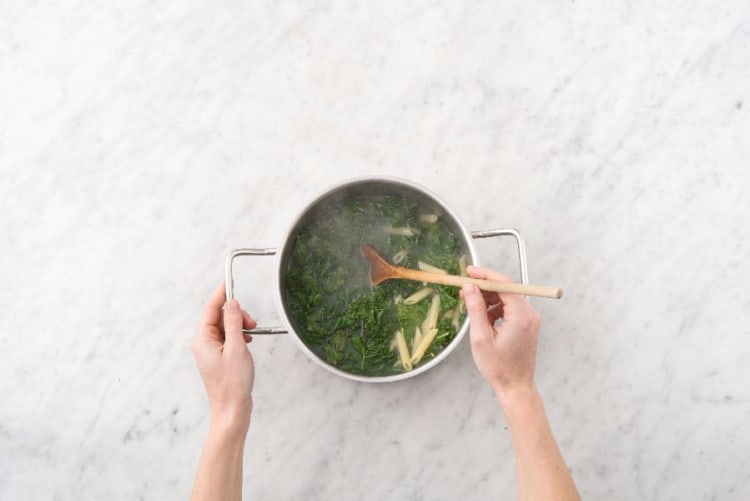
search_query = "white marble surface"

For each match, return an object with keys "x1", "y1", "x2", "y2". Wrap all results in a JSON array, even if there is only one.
[{"x1": 2, "y1": 1, "x2": 750, "y2": 499}]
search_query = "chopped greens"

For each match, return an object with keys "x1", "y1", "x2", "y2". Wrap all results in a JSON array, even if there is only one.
[{"x1": 283, "y1": 192, "x2": 468, "y2": 376}]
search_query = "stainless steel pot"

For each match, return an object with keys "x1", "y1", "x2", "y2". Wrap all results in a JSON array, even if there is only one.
[{"x1": 225, "y1": 177, "x2": 529, "y2": 383}]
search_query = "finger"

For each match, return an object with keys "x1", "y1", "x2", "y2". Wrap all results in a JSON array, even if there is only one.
[
  {"x1": 195, "y1": 282, "x2": 227, "y2": 345},
  {"x1": 487, "y1": 303, "x2": 504, "y2": 324},
  {"x1": 467, "y1": 266, "x2": 525, "y2": 308},
  {"x1": 223, "y1": 299, "x2": 246, "y2": 352},
  {"x1": 201, "y1": 282, "x2": 227, "y2": 329},
  {"x1": 467, "y1": 265, "x2": 513, "y2": 283},
  {"x1": 241, "y1": 310, "x2": 258, "y2": 330},
  {"x1": 482, "y1": 290, "x2": 501, "y2": 306},
  {"x1": 241, "y1": 311, "x2": 256, "y2": 344},
  {"x1": 467, "y1": 266, "x2": 513, "y2": 304},
  {"x1": 462, "y1": 283, "x2": 493, "y2": 343}
]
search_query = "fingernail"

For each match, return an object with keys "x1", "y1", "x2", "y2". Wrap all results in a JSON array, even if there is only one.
[{"x1": 226, "y1": 299, "x2": 240, "y2": 311}]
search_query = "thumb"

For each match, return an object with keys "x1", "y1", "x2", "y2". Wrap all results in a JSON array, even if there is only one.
[
  {"x1": 223, "y1": 299, "x2": 245, "y2": 351},
  {"x1": 462, "y1": 283, "x2": 492, "y2": 341}
]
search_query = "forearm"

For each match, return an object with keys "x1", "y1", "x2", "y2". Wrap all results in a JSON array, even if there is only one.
[
  {"x1": 191, "y1": 421, "x2": 248, "y2": 501},
  {"x1": 496, "y1": 385, "x2": 580, "y2": 501}
]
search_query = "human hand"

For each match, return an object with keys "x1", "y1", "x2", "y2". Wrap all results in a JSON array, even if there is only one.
[
  {"x1": 461, "y1": 266, "x2": 541, "y2": 401},
  {"x1": 192, "y1": 283, "x2": 257, "y2": 437}
]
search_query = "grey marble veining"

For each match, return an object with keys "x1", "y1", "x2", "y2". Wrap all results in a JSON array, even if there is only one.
[{"x1": 2, "y1": 1, "x2": 750, "y2": 499}]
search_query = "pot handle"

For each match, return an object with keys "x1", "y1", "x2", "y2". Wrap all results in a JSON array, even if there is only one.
[
  {"x1": 470, "y1": 228, "x2": 529, "y2": 285},
  {"x1": 225, "y1": 248, "x2": 288, "y2": 335}
]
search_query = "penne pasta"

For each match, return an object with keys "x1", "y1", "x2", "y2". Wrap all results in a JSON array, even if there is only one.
[
  {"x1": 442, "y1": 309, "x2": 453, "y2": 321},
  {"x1": 418, "y1": 261, "x2": 448, "y2": 275},
  {"x1": 418, "y1": 213, "x2": 438, "y2": 224},
  {"x1": 394, "y1": 294, "x2": 404, "y2": 305},
  {"x1": 411, "y1": 327, "x2": 439, "y2": 364},
  {"x1": 451, "y1": 306, "x2": 462, "y2": 331},
  {"x1": 395, "y1": 329, "x2": 413, "y2": 371},
  {"x1": 382, "y1": 225, "x2": 419, "y2": 237},
  {"x1": 422, "y1": 294, "x2": 440, "y2": 333},
  {"x1": 412, "y1": 326, "x2": 423, "y2": 352},
  {"x1": 404, "y1": 287, "x2": 434, "y2": 305},
  {"x1": 392, "y1": 249, "x2": 408, "y2": 264},
  {"x1": 458, "y1": 255, "x2": 468, "y2": 277}
]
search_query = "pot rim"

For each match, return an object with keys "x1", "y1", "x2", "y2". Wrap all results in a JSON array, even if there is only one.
[{"x1": 272, "y1": 175, "x2": 480, "y2": 383}]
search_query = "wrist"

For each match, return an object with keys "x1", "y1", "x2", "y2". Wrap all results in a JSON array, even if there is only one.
[
  {"x1": 492, "y1": 381, "x2": 540, "y2": 412},
  {"x1": 207, "y1": 418, "x2": 250, "y2": 452},
  {"x1": 209, "y1": 403, "x2": 252, "y2": 441},
  {"x1": 201, "y1": 421, "x2": 248, "y2": 468}
]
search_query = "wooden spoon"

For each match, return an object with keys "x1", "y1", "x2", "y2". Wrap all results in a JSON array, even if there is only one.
[{"x1": 361, "y1": 244, "x2": 563, "y2": 299}]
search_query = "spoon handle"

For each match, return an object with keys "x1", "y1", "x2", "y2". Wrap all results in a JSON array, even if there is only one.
[{"x1": 396, "y1": 269, "x2": 563, "y2": 299}]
